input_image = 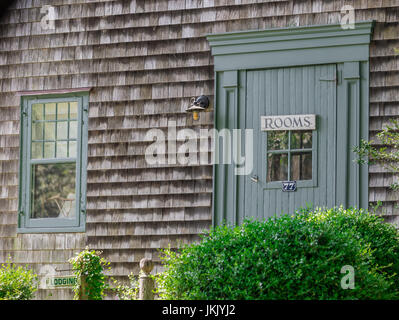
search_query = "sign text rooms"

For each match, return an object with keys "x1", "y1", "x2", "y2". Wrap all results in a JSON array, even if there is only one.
[{"x1": 261, "y1": 114, "x2": 316, "y2": 131}]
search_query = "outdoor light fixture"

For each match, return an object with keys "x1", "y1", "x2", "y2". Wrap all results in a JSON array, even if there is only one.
[{"x1": 186, "y1": 95, "x2": 210, "y2": 121}]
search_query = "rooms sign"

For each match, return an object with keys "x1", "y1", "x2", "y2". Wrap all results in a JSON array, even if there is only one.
[{"x1": 261, "y1": 114, "x2": 316, "y2": 131}]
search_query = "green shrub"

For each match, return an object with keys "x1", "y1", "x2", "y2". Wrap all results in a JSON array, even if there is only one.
[
  {"x1": 156, "y1": 207, "x2": 399, "y2": 300},
  {"x1": 0, "y1": 261, "x2": 38, "y2": 300},
  {"x1": 298, "y1": 206, "x2": 399, "y2": 290}
]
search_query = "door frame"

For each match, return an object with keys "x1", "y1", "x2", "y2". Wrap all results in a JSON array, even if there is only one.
[{"x1": 207, "y1": 21, "x2": 375, "y2": 226}]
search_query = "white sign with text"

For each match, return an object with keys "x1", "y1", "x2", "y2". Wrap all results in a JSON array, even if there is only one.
[{"x1": 261, "y1": 114, "x2": 316, "y2": 131}]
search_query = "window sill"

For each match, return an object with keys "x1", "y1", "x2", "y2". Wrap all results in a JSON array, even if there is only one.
[{"x1": 17, "y1": 225, "x2": 85, "y2": 234}]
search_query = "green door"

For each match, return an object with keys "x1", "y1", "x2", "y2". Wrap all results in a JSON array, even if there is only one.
[
  {"x1": 242, "y1": 64, "x2": 337, "y2": 220},
  {"x1": 210, "y1": 23, "x2": 372, "y2": 227}
]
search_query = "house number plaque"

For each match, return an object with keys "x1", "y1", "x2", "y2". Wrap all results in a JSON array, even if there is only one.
[{"x1": 282, "y1": 181, "x2": 297, "y2": 192}]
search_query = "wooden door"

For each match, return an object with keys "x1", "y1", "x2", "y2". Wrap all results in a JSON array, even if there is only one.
[{"x1": 242, "y1": 64, "x2": 337, "y2": 220}]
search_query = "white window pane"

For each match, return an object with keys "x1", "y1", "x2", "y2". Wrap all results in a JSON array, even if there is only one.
[
  {"x1": 32, "y1": 142, "x2": 43, "y2": 159},
  {"x1": 44, "y1": 122, "x2": 56, "y2": 140},
  {"x1": 57, "y1": 102, "x2": 69, "y2": 120},
  {"x1": 69, "y1": 121, "x2": 77, "y2": 139},
  {"x1": 32, "y1": 122, "x2": 43, "y2": 140},
  {"x1": 57, "y1": 141, "x2": 68, "y2": 158},
  {"x1": 32, "y1": 104, "x2": 44, "y2": 121},
  {"x1": 69, "y1": 141, "x2": 77, "y2": 158},
  {"x1": 70, "y1": 102, "x2": 78, "y2": 119},
  {"x1": 45, "y1": 103, "x2": 56, "y2": 120},
  {"x1": 44, "y1": 142, "x2": 55, "y2": 158},
  {"x1": 57, "y1": 122, "x2": 68, "y2": 140}
]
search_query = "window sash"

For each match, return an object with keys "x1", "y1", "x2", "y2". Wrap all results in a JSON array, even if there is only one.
[{"x1": 265, "y1": 130, "x2": 318, "y2": 188}]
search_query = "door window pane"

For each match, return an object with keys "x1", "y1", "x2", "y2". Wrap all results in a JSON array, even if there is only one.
[
  {"x1": 267, "y1": 131, "x2": 288, "y2": 150},
  {"x1": 291, "y1": 131, "x2": 312, "y2": 149},
  {"x1": 267, "y1": 130, "x2": 313, "y2": 182},
  {"x1": 291, "y1": 152, "x2": 312, "y2": 180},
  {"x1": 31, "y1": 163, "x2": 76, "y2": 219},
  {"x1": 267, "y1": 153, "x2": 288, "y2": 182}
]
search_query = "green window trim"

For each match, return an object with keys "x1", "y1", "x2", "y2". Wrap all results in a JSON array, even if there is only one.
[{"x1": 18, "y1": 91, "x2": 89, "y2": 233}]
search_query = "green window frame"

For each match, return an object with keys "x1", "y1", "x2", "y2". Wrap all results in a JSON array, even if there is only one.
[
  {"x1": 264, "y1": 130, "x2": 317, "y2": 189},
  {"x1": 18, "y1": 92, "x2": 89, "y2": 233}
]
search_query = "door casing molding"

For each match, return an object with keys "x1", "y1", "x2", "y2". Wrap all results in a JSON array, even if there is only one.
[{"x1": 207, "y1": 21, "x2": 374, "y2": 71}]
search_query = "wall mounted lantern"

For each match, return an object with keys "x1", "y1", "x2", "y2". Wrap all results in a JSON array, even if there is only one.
[{"x1": 186, "y1": 95, "x2": 210, "y2": 121}]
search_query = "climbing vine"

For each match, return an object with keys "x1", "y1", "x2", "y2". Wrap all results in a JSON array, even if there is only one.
[
  {"x1": 69, "y1": 247, "x2": 110, "y2": 300},
  {"x1": 112, "y1": 273, "x2": 139, "y2": 300}
]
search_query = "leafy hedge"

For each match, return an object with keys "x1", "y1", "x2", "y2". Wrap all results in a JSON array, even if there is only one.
[
  {"x1": 0, "y1": 261, "x2": 38, "y2": 300},
  {"x1": 299, "y1": 207, "x2": 399, "y2": 291},
  {"x1": 156, "y1": 207, "x2": 399, "y2": 300}
]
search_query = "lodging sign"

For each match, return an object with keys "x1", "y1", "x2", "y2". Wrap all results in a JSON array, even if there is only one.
[
  {"x1": 261, "y1": 114, "x2": 316, "y2": 131},
  {"x1": 45, "y1": 275, "x2": 77, "y2": 289}
]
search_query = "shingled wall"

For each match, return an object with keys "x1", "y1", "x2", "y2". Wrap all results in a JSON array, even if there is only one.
[{"x1": 0, "y1": 0, "x2": 398, "y2": 299}]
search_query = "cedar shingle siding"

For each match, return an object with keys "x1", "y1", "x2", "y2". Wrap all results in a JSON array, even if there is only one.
[{"x1": 0, "y1": 0, "x2": 398, "y2": 299}]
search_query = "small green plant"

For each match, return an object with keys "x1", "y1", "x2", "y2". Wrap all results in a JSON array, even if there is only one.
[
  {"x1": 369, "y1": 200, "x2": 383, "y2": 214},
  {"x1": 69, "y1": 247, "x2": 110, "y2": 300},
  {"x1": 354, "y1": 118, "x2": 399, "y2": 191},
  {"x1": 112, "y1": 273, "x2": 139, "y2": 300},
  {"x1": 156, "y1": 207, "x2": 399, "y2": 300},
  {"x1": 0, "y1": 260, "x2": 38, "y2": 300}
]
